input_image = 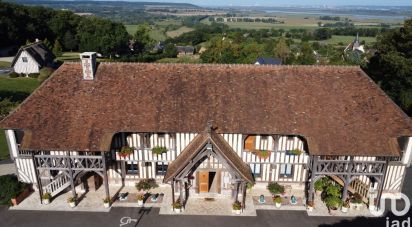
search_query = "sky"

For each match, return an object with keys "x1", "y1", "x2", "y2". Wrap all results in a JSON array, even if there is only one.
[{"x1": 126, "y1": 0, "x2": 412, "y2": 7}]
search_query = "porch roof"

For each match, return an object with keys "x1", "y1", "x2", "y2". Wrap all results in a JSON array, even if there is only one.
[
  {"x1": 1, "y1": 63, "x2": 412, "y2": 156},
  {"x1": 163, "y1": 129, "x2": 254, "y2": 183}
]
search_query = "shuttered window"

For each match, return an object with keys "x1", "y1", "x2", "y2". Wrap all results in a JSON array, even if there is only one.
[{"x1": 244, "y1": 136, "x2": 256, "y2": 151}]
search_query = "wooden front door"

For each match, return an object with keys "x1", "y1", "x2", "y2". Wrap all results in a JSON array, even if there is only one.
[{"x1": 199, "y1": 171, "x2": 209, "y2": 192}]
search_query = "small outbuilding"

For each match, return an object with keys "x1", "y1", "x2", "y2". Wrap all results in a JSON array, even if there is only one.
[{"x1": 11, "y1": 41, "x2": 54, "y2": 75}]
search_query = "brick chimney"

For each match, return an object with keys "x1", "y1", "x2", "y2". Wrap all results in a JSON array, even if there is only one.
[{"x1": 80, "y1": 52, "x2": 97, "y2": 80}]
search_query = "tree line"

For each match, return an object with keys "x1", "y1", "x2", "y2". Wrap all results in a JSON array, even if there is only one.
[{"x1": 0, "y1": 1, "x2": 129, "y2": 56}]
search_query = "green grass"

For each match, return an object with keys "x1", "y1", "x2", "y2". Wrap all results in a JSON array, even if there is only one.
[
  {"x1": 56, "y1": 52, "x2": 81, "y2": 61},
  {"x1": 156, "y1": 56, "x2": 202, "y2": 64},
  {"x1": 149, "y1": 29, "x2": 167, "y2": 41},
  {"x1": 0, "y1": 61, "x2": 11, "y2": 68},
  {"x1": 323, "y1": 35, "x2": 376, "y2": 45},
  {"x1": 166, "y1": 26, "x2": 194, "y2": 38},
  {"x1": 0, "y1": 131, "x2": 9, "y2": 160},
  {"x1": 0, "y1": 77, "x2": 41, "y2": 96}
]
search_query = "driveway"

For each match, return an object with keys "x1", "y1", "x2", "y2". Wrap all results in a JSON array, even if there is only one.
[{"x1": 1, "y1": 167, "x2": 411, "y2": 227}]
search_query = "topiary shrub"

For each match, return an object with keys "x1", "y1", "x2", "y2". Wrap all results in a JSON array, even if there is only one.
[
  {"x1": 0, "y1": 175, "x2": 28, "y2": 205},
  {"x1": 267, "y1": 182, "x2": 285, "y2": 195},
  {"x1": 28, "y1": 73, "x2": 39, "y2": 78},
  {"x1": 324, "y1": 196, "x2": 342, "y2": 210},
  {"x1": 9, "y1": 72, "x2": 19, "y2": 78}
]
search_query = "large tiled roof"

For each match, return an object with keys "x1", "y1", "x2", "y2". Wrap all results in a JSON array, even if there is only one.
[{"x1": 1, "y1": 62, "x2": 411, "y2": 156}]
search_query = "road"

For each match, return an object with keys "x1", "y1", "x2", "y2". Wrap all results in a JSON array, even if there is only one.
[{"x1": 1, "y1": 167, "x2": 411, "y2": 227}]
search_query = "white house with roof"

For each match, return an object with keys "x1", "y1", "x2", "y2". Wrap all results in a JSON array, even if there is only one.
[{"x1": 11, "y1": 41, "x2": 54, "y2": 75}]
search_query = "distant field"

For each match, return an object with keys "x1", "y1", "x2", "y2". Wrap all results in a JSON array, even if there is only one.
[
  {"x1": 166, "y1": 26, "x2": 194, "y2": 38},
  {"x1": 156, "y1": 56, "x2": 202, "y2": 64},
  {"x1": 324, "y1": 35, "x2": 376, "y2": 45},
  {"x1": 125, "y1": 24, "x2": 167, "y2": 41}
]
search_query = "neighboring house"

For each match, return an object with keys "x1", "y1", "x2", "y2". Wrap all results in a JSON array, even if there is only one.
[
  {"x1": 153, "y1": 41, "x2": 165, "y2": 53},
  {"x1": 344, "y1": 33, "x2": 365, "y2": 54},
  {"x1": 176, "y1": 46, "x2": 195, "y2": 56},
  {"x1": 1, "y1": 52, "x2": 412, "y2": 212},
  {"x1": 11, "y1": 41, "x2": 54, "y2": 75},
  {"x1": 254, "y1": 57, "x2": 282, "y2": 65}
]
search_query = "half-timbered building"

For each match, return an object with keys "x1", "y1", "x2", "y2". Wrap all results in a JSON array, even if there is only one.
[{"x1": 1, "y1": 52, "x2": 412, "y2": 211}]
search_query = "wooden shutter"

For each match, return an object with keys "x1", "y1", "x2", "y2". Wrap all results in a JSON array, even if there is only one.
[{"x1": 244, "y1": 136, "x2": 256, "y2": 151}]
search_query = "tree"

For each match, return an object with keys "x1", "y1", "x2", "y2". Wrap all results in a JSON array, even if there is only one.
[
  {"x1": 274, "y1": 37, "x2": 290, "y2": 63},
  {"x1": 133, "y1": 23, "x2": 153, "y2": 54},
  {"x1": 63, "y1": 31, "x2": 77, "y2": 51},
  {"x1": 296, "y1": 42, "x2": 316, "y2": 65},
  {"x1": 163, "y1": 43, "x2": 178, "y2": 58},
  {"x1": 52, "y1": 39, "x2": 62, "y2": 57},
  {"x1": 365, "y1": 19, "x2": 412, "y2": 116},
  {"x1": 43, "y1": 38, "x2": 52, "y2": 50}
]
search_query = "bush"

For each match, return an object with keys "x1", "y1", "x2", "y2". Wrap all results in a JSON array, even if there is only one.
[
  {"x1": 28, "y1": 73, "x2": 39, "y2": 78},
  {"x1": 0, "y1": 175, "x2": 28, "y2": 205},
  {"x1": 325, "y1": 184, "x2": 341, "y2": 198},
  {"x1": 273, "y1": 196, "x2": 282, "y2": 204},
  {"x1": 136, "y1": 194, "x2": 145, "y2": 201},
  {"x1": 103, "y1": 197, "x2": 110, "y2": 203},
  {"x1": 172, "y1": 200, "x2": 182, "y2": 209},
  {"x1": 314, "y1": 177, "x2": 330, "y2": 191},
  {"x1": 9, "y1": 72, "x2": 19, "y2": 78},
  {"x1": 135, "y1": 178, "x2": 158, "y2": 192},
  {"x1": 267, "y1": 182, "x2": 285, "y2": 195}
]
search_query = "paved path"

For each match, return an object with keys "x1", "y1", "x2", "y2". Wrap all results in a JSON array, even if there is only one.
[
  {"x1": 1, "y1": 167, "x2": 411, "y2": 227},
  {"x1": 0, "y1": 159, "x2": 15, "y2": 176}
]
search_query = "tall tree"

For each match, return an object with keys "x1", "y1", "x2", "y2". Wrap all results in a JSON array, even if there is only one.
[
  {"x1": 52, "y1": 39, "x2": 62, "y2": 57},
  {"x1": 133, "y1": 23, "x2": 153, "y2": 53},
  {"x1": 274, "y1": 37, "x2": 290, "y2": 63},
  {"x1": 63, "y1": 31, "x2": 77, "y2": 51},
  {"x1": 365, "y1": 19, "x2": 412, "y2": 115}
]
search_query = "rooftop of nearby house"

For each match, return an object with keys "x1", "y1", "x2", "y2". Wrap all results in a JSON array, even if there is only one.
[
  {"x1": 1, "y1": 62, "x2": 411, "y2": 156},
  {"x1": 255, "y1": 57, "x2": 282, "y2": 65},
  {"x1": 11, "y1": 41, "x2": 55, "y2": 67}
]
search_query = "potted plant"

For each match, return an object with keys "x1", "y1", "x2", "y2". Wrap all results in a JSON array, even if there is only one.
[
  {"x1": 341, "y1": 200, "x2": 350, "y2": 213},
  {"x1": 67, "y1": 197, "x2": 76, "y2": 208},
  {"x1": 151, "y1": 146, "x2": 168, "y2": 155},
  {"x1": 289, "y1": 148, "x2": 303, "y2": 156},
  {"x1": 273, "y1": 196, "x2": 282, "y2": 208},
  {"x1": 350, "y1": 193, "x2": 363, "y2": 210},
  {"x1": 307, "y1": 200, "x2": 314, "y2": 211},
  {"x1": 118, "y1": 146, "x2": 134, "y2": 158},
  {"x1": 42, "y1": 192, "x2": 51, "y2": 205},
  {"x1": 172, "y1": 201, "x2": 183, "y2": 213},
  {"x1": 314, "y1": 177, "x2": 329, "y2": 196},
  {"x1": 325, "y1": 196, "x2": 342, "y2": 214},
  {"x1": 232, "y1": 201, "x2": 242, "y2": 214},
  {"x1": 137, "y1": 194, "x2": 145, "y2": 206},
  {"x1": 135, "y1": 178, "x2": 159, "y2": 194},
  {"x1": 103, "y1": 197, "x2": 110, "y2": 208},
  {"x1": 267, "y1": 182, "x2": 285, "y2": 196}
]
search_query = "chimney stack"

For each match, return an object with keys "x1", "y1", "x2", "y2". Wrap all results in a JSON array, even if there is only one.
[{"x1": 80, "y1": 52, "x2": 97, "y2": 80}]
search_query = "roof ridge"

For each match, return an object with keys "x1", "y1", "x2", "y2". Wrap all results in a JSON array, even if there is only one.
[{"x1": 96, "y1": 61, "x2": 360, "y2": 69}]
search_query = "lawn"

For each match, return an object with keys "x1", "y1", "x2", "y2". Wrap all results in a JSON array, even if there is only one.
[
  {"x1": 0, "y1": 131, "x2": 9, "y2": 160},
  {"x1": 166, "y1": 26, "x2": 194, "y2": 38},
  {"x1": 56, "y1": 52, "x2": 81, "y2": 62},
  {"x1": 0, "y1": 61, "x2": 11, "y2": 68},
  {"x1": 323, "y1": 35, "x2": 377, "y2": 45},
  {"x1": 0, "y1": 77, "x2": 40, "y2": 160}
]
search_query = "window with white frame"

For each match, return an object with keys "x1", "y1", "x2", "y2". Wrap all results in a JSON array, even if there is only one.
[
  {"x1": 126, "y1": 162, "x2": 139, "y2": 175},
  {"x1": 22, "y1": 57, "x2": 28, "y2": 63},
  {"x1": 250, "y1": 163, "x2": 261, "y2": 177},
  {"x1": 156, "y1": 162, "x2": 168, "y2": 175},
  {"x1": 279, "y1": 164, "x2": 293, "y2": 178}
]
